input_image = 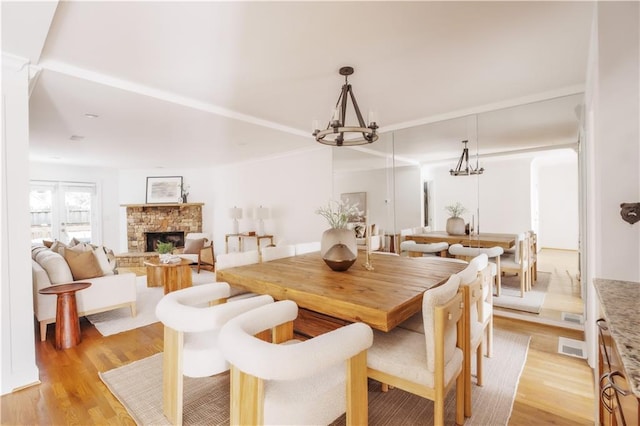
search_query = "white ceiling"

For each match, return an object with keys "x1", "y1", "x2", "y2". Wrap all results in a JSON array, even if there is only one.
[{"x1": 1, "y1": 1, "x2": 594, "y2": 169}]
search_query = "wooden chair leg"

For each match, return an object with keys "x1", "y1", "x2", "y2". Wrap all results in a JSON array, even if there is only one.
[
  {"x1": 230, "y1": 366, "x2": 263, "y2": 426},
  {"x1": 464, "y1": 342, "x2": 472, "y2": 417},
  {"x1": 346, "y1": 351, "x2": 368, "y2": 426},
  {"x1": 485, "y1": 319, "x2": 493, "y2": 358},
  {"x1": 520, "y1": 272, "x2": 526, "y2": 298},
  {"x1": 476, "y1": 343, "x2": 483, "y2": 386},
  {"x1": 495, "y1": 257, "x2": 501, "y2": 297},
  {"x1": 163, "y1": 327, "x2": 184, "y2": 426},
  {"x1": 455, "y1": 372, "x2": 465, "y2": 425}
]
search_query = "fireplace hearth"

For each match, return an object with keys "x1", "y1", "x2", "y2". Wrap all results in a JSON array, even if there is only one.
[{"x1": 146, "y1": 231, "x2": 185, "y2": 252}]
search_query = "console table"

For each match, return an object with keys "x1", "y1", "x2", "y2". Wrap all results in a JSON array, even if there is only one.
[
  {"x1": 39, "y1": 282, "x2": 92, "y2": 349},
  {"x1": 225, "y1": 233, "x2": 274, "y2": 255}
]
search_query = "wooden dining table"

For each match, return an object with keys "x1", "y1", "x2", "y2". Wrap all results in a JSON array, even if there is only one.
[
  {"x1": 405, "y1": 231, "x2": 517, "y2": 250},
  {"x1": 216, "y1": 252, "x2": 467, "y2": 332}
]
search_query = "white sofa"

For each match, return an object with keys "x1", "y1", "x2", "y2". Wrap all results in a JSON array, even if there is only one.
[{"x1": 32, "y1": 245, "x2": 137, "y2": 341}]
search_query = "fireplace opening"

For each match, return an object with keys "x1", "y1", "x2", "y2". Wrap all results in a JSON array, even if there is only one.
[{"x1": 145, "y1": 231, "x2": 185, "y2": 252}]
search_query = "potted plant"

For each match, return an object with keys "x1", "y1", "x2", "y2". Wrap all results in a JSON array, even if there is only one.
[
  {"x1": 315, "y1": 199, "x2": 361, "y2": 271},
  {"x1": 445, "y1": 202, "x2": 467, "y2": 235},
  {"x1": 156, "y1": 241, "x2": 174, "y2": 254}
]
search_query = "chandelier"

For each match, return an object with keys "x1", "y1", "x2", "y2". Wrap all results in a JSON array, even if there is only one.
[
  {"x1": 450, "y1": 140, "x2": 484, "y2": 176},
  {"x1": 313, "y1": 66, "x2": 378, "y2": 146}
]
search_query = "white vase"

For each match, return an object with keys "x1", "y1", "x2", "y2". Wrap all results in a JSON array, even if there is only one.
[
  {"x1": 446, "y1": 217, "x2": 466, "y2": 235},
  {"x1": 320, "y1": 228, "x2": 357, "y2": 272}
]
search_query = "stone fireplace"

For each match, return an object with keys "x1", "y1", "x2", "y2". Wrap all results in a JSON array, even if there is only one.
[{"x1": 123, "y1": 203, "x2": 204, "y2": 253}]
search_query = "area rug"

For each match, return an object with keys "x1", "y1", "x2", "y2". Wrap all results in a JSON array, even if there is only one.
[
  {"x1": 100, "y1": 328, "x2": 530, "y2": 425},
  {"x1": 493, "y1": 271, "x2": 550, "y2": 314},
  {"x1": 86, "y1": 271, "x2": 217, "y2": 336}
]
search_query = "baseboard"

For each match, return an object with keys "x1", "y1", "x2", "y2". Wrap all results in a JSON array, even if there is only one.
[{"x1": 493, "y1": 308, "x2": 584, "y2": 331}]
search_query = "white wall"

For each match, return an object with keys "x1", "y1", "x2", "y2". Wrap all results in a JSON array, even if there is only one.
[
  {"x1": 118, "y1": 147, "x2": 333, "y2": 255},
  {"x1": 1, "y1": 55, "x2": 39, "y2": 394},
  {"x1": 590, "y1": 2, "x2": 640, "y2": 281},
  {"x1": 424, "y1": 157, "x2": 533, "y2": 234},
  {"x1": 394, "y1": 165, "x2": 422, "y2": 232},
  {"x1": 333, "y1": 165, "x2": 417, "y2": 235},
  {"x1": 582, "y1": 0, "x2": 639, "y2": 396},
  {"x1": 534, "y1": 153, "x2": 579, "y2": 250},
  {"x1": 209, "y1": 147, "x2": 332, "y2": 253}
]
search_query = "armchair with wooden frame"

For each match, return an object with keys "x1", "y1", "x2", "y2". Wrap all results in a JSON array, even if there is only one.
[{"x1": 174, "y1": 232, "x2": 215, "y2": 273}]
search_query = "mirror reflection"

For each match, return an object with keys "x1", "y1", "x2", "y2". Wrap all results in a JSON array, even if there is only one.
[{"x1": 333, "y1": 93, "x2": 583, "y2": 326}]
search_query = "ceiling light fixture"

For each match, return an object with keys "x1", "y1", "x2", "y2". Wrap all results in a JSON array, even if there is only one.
[
  {"x1": 450, "y1": 140, "x2": 484, "y2": 176},
  {"x1": 313, "y1": 66, "x2": 378, "y2": 146},
  {"x1": 84, "y1": 113, "x2": 99, "y2": 119},
  {"x1": 69, "y1": 135, "x2": 85, "y2": 141}
]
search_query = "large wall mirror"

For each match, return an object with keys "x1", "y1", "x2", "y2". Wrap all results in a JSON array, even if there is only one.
[{"x1": 332, "y1": 92, "x2": 584, "y2": 323}]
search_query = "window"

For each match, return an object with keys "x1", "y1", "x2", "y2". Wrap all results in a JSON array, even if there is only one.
[{"x1": 30, "y1": 181, "x2": 97, "y2": 244}]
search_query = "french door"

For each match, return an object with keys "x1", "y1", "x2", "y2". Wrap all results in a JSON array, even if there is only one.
[{"x1": 30, "y1": 181, "x2": 97, "y2": 244}]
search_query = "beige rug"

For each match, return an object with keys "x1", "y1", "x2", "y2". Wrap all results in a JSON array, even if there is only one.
[
  {"x1": 87, "y1": 271, "x2": 217, "y2": 336},
  {"x1": 100, "y1": 328, "x2": 530, "y2": 425},
  {"x1": 493, "y1": 271, "x2": 550, "y2": 314}
]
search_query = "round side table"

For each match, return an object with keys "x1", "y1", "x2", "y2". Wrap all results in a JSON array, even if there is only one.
[{"x1": 39, "y1": 282, "x2": 92, "y2": 349}]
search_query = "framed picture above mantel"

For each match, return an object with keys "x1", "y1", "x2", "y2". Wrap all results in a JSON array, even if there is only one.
[{"x1": 145, "y1": 176, "x2": 182, "y2": 204}]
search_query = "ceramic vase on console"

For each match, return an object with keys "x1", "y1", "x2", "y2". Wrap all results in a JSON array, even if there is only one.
[
  {"x1": 320, "y1": 228, "x2": 357, "y2": 272},
  {"x1": 446, "y1": 217, "x2": 466, "y2": 235}
]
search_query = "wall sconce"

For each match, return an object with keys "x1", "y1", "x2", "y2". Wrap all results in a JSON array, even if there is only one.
[
  {"x1": 255, "y1": 206, "x2": 269, "y2": 236},
  {"x1": 229, "y1": 207, "x2": 243, "y2": 234}
]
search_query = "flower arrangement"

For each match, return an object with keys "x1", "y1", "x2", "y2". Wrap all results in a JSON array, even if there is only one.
[
  {"x1": 315, "y1": 199, "x2": 363, "y2": 229},
  {"x1": 444, "y1": 202, "x2": 466, "y2": 218}
]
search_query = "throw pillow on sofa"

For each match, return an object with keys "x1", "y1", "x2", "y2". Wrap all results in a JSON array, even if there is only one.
[
  {"x1": 35, "y1": 249, "x2": 74, "y2": 284},
  {"x1": 64, "y1": 249, "x2": 103, "y2": 280},
  {"x1": 93, "y1": 246, "x2": 116, "y2": 276}
]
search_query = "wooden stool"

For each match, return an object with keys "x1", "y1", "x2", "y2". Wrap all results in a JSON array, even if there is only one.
[{"x1": 39, "y1": 282, "x2": 91, "y2": 349}]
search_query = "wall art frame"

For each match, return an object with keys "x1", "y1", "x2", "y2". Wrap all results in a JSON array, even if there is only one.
[
  {"x1": 340, "y1": 191, "x2": 366, "y2": 222},
  {"x1": 146, "y1": 176, "x2": 183, "y2": 204}
]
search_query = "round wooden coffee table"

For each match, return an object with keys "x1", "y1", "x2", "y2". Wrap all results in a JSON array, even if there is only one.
[
  {"x1": 39, "y1": 282, "x2": 91, "y2": 350},
  {"x1": 144, "y1": 258, "x2": 193, "y2": 294}
]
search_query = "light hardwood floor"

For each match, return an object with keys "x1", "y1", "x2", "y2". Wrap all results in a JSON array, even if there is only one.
[{"x1": 1, "y1": 254, "x2": 593, "y2": 425}]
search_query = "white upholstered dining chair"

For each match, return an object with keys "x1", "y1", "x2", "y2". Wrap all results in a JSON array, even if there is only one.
[
  {"x1": 399, "y1": 228, "x2": 449, "y2": 257},
  {"x1": 260, "y1": 244, "x2": 295, "y2": 262},
  {"x1": 215, "y1": 250, "x2": 260, "y2": 298},
  {"x1": 154, "y1": 283, "x2": 273, "y2": 425},
  {"x1": 500, "y1": 233, "x2": 530, "y2": 297},
  {"x1": 219, "y1": 300, "x2": 373, "y2": 426},
  {"x1": 448, "y1": 243, "x2": 504, "y2": 296},
  {"x1": 293, "y1": 241, "x2": 321, "y2": 255},
  {"x1": 367, "y1": 274, "x2": 465, "y2": 426}
]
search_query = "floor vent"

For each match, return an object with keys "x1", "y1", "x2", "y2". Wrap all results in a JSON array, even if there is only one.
[
  {"x1": 558, "y1": 337, "x2": 586, "y2": 359},
  {"x1": 561, "y1": 312, "x2": 584, "y2": 324}
]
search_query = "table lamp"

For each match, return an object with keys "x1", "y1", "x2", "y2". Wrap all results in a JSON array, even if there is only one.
[
  {"x1": 229, "y1": 207, "x2": 242, "y2": 234},
  {"x1": 255, "y1": 206, "x2": 269, "y2": 236}
]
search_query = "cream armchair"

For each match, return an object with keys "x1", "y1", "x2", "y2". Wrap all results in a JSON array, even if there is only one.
[
  {"x1": 155, "y1": 283, "x2": 274, "y2": 425},
  {"x1": 219, "y1": 300, "x2": 373, "y2": 425}
]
